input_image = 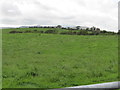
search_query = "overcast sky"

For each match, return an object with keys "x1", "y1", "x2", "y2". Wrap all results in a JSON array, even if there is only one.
[{"x1": 0, "y1": 0, "x2": 119, "y2": 32}]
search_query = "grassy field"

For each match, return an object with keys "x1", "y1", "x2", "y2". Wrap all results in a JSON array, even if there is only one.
[{"x1": 2, "y1": 28, "x2": 118, "y2": 88}]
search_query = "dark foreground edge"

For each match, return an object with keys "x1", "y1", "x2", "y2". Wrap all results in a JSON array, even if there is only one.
[{"x1": 1, "y1": 81, "x2": 120, "y2": 90}]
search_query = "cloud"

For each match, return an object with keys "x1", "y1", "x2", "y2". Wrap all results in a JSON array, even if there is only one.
[
  {"x1": 1, "y1": 2, "x2": 22, "y2": 16},
  {"x1": 0, "y1": 0, "x2": 119, "y2": 31}
]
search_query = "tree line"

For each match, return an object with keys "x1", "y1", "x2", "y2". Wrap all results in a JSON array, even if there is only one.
[{"x1": 10, "y1": 25, "x2": 118, "y2": 35}]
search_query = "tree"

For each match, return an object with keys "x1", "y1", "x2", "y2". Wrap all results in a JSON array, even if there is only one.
[
  {"x1": 76, "y1": 26, "x2": 81, "y2": 30},
  {"x1": 96, "y1": 28, "x2": 100, "y2": 35},
  {"x1": 90, "y1": 26, "x2": 96, "y2": 31},
  {"x1": 118, "y1": 30, "x2": 120, "y2": 35},
  {"x1": 86, "y1": 28, "x2": 89, "y2": 31},
  {"x1": 96, "y1": 28, "x2": 100, "y2": 31},
  {"x1": 67, "y1": 27, "x2": 71, "y2": 30},
  {"x1": 56, "y1": 25, "x2": 62, "y2": 28}
]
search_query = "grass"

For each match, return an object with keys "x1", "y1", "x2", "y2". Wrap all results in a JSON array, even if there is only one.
[{"x1": 2, "y1": 28, "x2": 118, "y2": 88}]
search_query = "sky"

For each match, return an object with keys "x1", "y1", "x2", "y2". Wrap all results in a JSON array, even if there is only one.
[{"x1": 0, "y1": 0, "x2": 119, "y2": 32}]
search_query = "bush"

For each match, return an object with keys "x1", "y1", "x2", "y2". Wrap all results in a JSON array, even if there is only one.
[
  {"x1": 60, "y1": 31, "x2": 77, "y2": 35},
  {"x1": 100, "y1": 30, "x2": 107, "y2": 33},
  {"x1": 24, "y1": 30, "x2": 32, "y2": 33},
  {"x1": 77, "y1": 30, "x2": 88, "y2": 35},
  {"x1": 60, "y1": 32, "x2": 67, "y2": 35},
  {"x1": 40, "y1": 31, "x2": 44, "y2": 33},
  {"x1": 9, "y1": 31, "x2": 23, "y2": 33},
  {"x1": 45, "y1": 30, "x2": 57, "y2": 34},
  {"x1": 72, "y1": 32, "x2": 77, "y2": 35},
  {"x1": 34, "y1": 30, "x2": 37, "y2": 32}
]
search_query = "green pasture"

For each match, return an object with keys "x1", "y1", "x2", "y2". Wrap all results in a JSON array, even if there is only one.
[{"x1": 2, "y1": 28, "x2": 118, "y2": 88}]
